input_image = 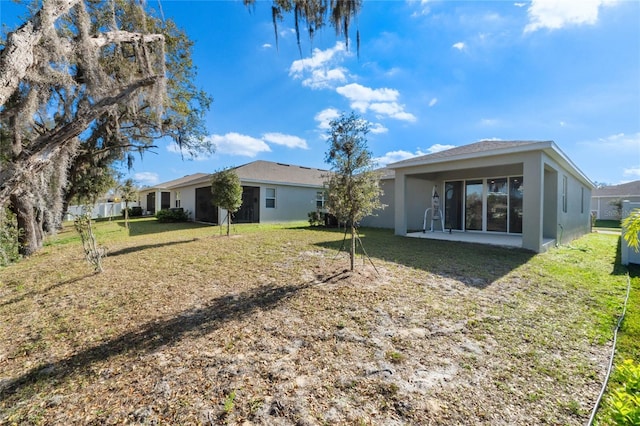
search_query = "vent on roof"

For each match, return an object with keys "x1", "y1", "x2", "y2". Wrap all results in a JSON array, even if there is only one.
[
  {"x1": 276, "y1": 163, "x2": 290, "y2": 167},
  {"x1": 299, "y1": 166, "x2": 311, "y2": 169}
]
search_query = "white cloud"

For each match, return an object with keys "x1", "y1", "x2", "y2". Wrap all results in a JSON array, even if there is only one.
[
  {"x1": 624, "y1": 166, "x2": 640, "y2": 177},
  {"x1": 262, "y1": 43, "x2": 272, "y2": 49},
  {"x1": 374, "y1": 144, "x2": 454, "y2": 166},
  {"x1": 262, "y1": 132, "x2": 308, "y2": 149},
  {"x1": 336, "y1": 83, "x2": 416, "y2": 122},
  {"x1": 374, "y1": 149, "x2": 429, "y2": 167},
  {"x1": 427, "y1": 143, "x2": 456, "y2": 154},
  {"x1": 429, "y1": 98, "x2": 438, "y2": 107},
  {"x1": 207, "y1": 132, "x2": 271, "y2": 157},
  {"x1": 514, "y1": 2, "x2": 527, "y2": 7},
  {"x1": 134, "y1": 172, "x2": 160, "y2": 186},
  {"x1": 337, "y1": 83, "x2": 399, "y2": 104},
  {"x1": 369, "y1": 122, "x2": 388, "y2": 134},
  {"x1": 369, "y1": 102, "x2": 417, "y2": 122},
  {"x1": 314, "y1": 108, "x2": 341, "y2": 130},
  {"x1": 289, "y1": 42, "x2": 350, "y2": 89},
  {"x1": 581, "y1": 132, "x2": 640, "y2": 151},
  {"x1": 452, "y1": 42, "x2": 466, "y2": 50},
  {"x1": 524, "y1": 0, "x2": 617, "y2": 33}
]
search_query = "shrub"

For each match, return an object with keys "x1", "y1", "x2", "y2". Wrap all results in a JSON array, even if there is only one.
[
  {"x1": 156, "y1": 208, "x2": 189, "y2": 223},
  {"x1": 121, "y1": 206, "x2": 143, "y2": 218},
  {"x1": 601, "y1": 359, "x2": 640, "y2": 424},
  {"x1": 308, "y1": 211, "x2": 325, "y2": 226}
]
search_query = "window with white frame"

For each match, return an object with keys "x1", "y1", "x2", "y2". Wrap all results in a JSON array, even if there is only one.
[
  {"x1": 316, "y1": 191, "x2": 326, "y2": 209},
  {"x1": 175, "y1": 191, "x2": 181, "y2": 208},
  {"x1": 265, "y1": 188, "x2": 276, "y2": 208}
]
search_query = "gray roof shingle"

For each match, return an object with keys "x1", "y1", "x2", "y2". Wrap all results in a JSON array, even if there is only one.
[
  {"x1": 593, "y1": 181, "x2": 640, "y2": 197},
  {"x1": 388, "y1": 140, "x2": 550, "y2": 168}
]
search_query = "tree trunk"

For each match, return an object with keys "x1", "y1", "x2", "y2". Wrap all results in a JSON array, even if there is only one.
[
  {"x1": 124, "y1": 200, "x2": 129, "y2": 229},
  {"x1": 10, "y1": 193, "x2": 43, "y2": 256},
  {"x1": 350, "y1": 223, "x2": 356, "y2": 271},
  {"x1": 226, "y1": 212, "x2": 231, "y2": 237}
]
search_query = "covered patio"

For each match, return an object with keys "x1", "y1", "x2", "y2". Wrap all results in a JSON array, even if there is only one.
[{"x1": 406, "y1": 230, "x2": 556, "y2": 250}]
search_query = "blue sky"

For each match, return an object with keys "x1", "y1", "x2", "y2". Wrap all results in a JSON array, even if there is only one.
[{"x1": 2, "y1": 0, "x2": 639, "y2": 187}]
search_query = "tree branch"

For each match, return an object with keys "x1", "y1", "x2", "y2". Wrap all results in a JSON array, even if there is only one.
[
  {"x1": 0, "y1": 75, "x2": 162, "y2": 205},
  {"x1": 0, "y1": 0, "x2": 79, "y2": 106}
]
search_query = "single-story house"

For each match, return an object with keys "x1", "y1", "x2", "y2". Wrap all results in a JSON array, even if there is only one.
[
  {"x1": 591, "y1": 180, "x2": 640, "y2": 220},
  {"x1": 361, "y1": 140, "x2": 594, "y2": 253},
  {"x1": 138, "y1": 160, "x2": 328, "y2": 224}
]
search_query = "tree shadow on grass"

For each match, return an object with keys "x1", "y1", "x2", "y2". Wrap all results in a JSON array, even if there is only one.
[
  {"x1": 117, "y1": 218, "x2": 214, "y2": 237},
  {"x1": 0, "y1": 281, "x2": 311, "y2": 402},
  {"x1": 0, "y1": 273, "x2": 98, "y2": 308},
  {"x1": 313, "y1": 227, "x2": 535, "y2": 288},
  {"x1": 107, "y1": 239, "x2": 196, "y2": 257}
]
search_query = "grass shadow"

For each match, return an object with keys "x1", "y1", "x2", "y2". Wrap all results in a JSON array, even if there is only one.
[
  {"x1": 313, "y1": 227, "x2": 535, "y2": 288},
  {"x1": 0, "y1": 281, "x2": 311, "y2": 402},
  {"x1": 117, "y1": 218, "x2": 214, "y2": 237},
  {"x1": 108, "y1": 239, "x2": 196, "y2": 257},
  {"x1": 0, "y1": 273, "x2": 97, "y2": 308}
]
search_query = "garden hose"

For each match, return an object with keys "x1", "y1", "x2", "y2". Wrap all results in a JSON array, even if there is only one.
[{"x1": 587, "y1": 272, "x2": 632, "y2": 425}]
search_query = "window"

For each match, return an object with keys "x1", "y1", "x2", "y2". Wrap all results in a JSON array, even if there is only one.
[
  {"x1": 581, "y1": 187, "x2": 585, "y2": 214},
  {"x1": 265, "y1": 188, "x2": 276, "y2": 208},
  {"x1": 562, "y1": 176, "x2": 568, "y2": 213},
  {"x1": 175, "y1": 191, "x2": 181, "y2": 208},
  {"x1": 316, "y1": 191, "x2": 326, "y2": 209}
]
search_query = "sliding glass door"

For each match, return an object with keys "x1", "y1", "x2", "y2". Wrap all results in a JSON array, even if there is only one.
[
  {"x1": 487, "y1": 178, "x2": 508, "y2": 232},
  {"x1": 465, "y1": 180, "x2": 483, "y2": 231},
  {"x1": 445, "y1": 176, "x2": 523, "y2": 234}
]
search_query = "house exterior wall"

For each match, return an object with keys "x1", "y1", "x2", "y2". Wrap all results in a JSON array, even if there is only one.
[
  {"x1": 391, "y1": 146, "x2": 592, "y2": 253},
  {"x1": 257, "y1": 183, "x2": 320, "y2": 223},
  {"x1": 591, "y1": 196, "x2": 640, "y2": 220},
  {"x1": 360, "y1": 178, "x2": 395, "y2": 228},
  {"x1": 541, "y1": 152, "x2": 592, "y2": 246}
]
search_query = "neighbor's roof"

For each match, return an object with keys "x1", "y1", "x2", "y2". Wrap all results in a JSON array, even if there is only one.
[
  {"x1": 592, "y1": 180, "x2": 640, "y2": 197},
  {"x1": 146, "y1": 173, "x2": 210, "y2": 190},
  {"x1": 142, "y1": 161, "x2": 328, "y2": 190},
  {"x1": 233, "y1": 160, "x2": 327, "y2": 187}
]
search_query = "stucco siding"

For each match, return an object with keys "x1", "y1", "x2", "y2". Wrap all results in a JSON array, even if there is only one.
[
  {"x1": 360, "y1": 179, "x2": 395, "y2": 228},
  {"x1": 258, "y1": 184, "x2": 320, "y2": 223}
]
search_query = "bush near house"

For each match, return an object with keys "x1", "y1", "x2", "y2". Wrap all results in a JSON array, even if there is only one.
[
  {"x1": 155, "y1": 208, "x2": 189, "y2": 223},
  {"x1": 121, "y1": 206, "x2": 143, "y2": 218}
]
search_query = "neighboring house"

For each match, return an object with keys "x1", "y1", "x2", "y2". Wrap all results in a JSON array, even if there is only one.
[
  {"x1": 591, "y1": 180, "x2": 640, "y2": 220},
  {"x1": 138, "y1": 161, "x2": 328, "y2": 224},
  {"x1": 361, "y1": 140, "x2": 594, "y2": 253}
]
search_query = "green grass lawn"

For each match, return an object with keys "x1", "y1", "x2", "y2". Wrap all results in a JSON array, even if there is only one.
[{"x1": 0, "y1": 217, "x2": 636, "y2": 424}]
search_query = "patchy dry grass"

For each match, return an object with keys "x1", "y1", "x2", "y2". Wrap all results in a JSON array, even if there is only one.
[{"x1": 0, "y1": 218, "x2": 629, "y2": 425}]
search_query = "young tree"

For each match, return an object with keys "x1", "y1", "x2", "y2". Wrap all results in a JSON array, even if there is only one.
[
  {"x1": 118, "y1": 178, "x2": 138, "y2": 230},
  {"x1": 325, "y1": 112, "x2": 384, "y2": 271},
  {"x1": 210, "y1": 168, "x2": 243, "y2": 237}
]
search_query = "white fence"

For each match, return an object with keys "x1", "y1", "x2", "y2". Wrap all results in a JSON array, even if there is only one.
[
  {"x1": 64, "y1": 202, "x2": 139, "y2": 222},
  {"x1": 621, "y1": 200, "x2": 640, "y2": 266}
]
